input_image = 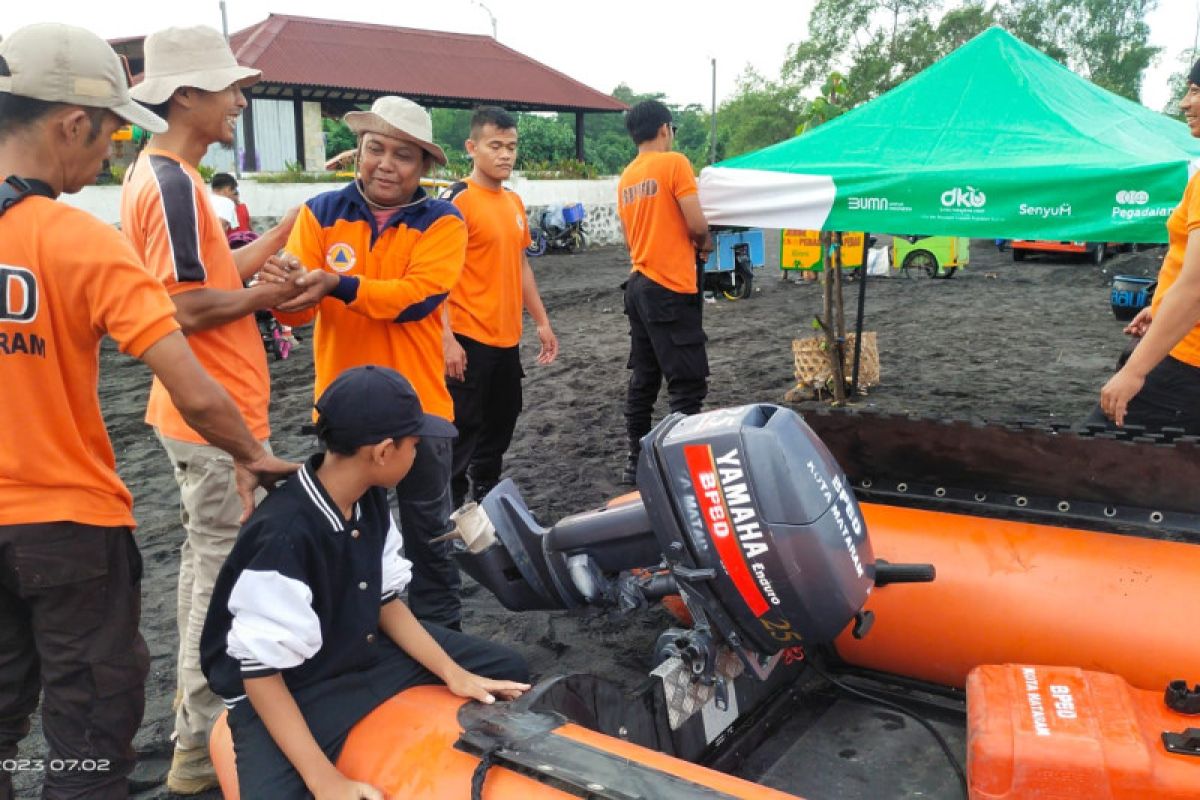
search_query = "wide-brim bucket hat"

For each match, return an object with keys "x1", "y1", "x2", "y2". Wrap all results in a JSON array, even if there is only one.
[
  {"x1": 130, "y1": 25, "x2": 261, "y2": 105},
  {"x1": 344, "y1": 96, "x2": 447, "y2": 166}
]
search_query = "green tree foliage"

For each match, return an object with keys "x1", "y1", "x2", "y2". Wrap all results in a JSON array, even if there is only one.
[
  {"x1": 781, "y1": 0, "x2": 1007, "y2": 108},
  {"x1": 998, "y1": 0, "x2": 1159, "y2": 100},
  {"x1": 1162, "y1": 48, "x2": 1198, "y2": 119},
  {"x1": 797, "y1": 72, "x2": 850, "y2": 135},
  {"x1": 516, "y1": 114, "x2": 576, "y2": 165},
  {"x1": 431, "y1": 107, "x2": 473, "y2": 156},
  {"x1": 783, "y1": 0, "x2": 1158, "y2": 111},
  {"x1": 321, "y1": 117, "x2": 356, "y2": 159},
  {"x1": 716, "y1": 68, "x2": 804, "y2": 159}
]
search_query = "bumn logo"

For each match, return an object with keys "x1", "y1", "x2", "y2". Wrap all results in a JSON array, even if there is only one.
[
  {"x1": 849, "y1": 197, "x2": 890, "y2": 211},
  {"x1": 941, "y1": 186, "x2": 986, "y2": 209},
  {"x1": 1, "y1": 266, "x2": 38, "y2": 323},
  {"x1": 1115, "y1": 190, "x2": 1149, "y2": 205}
]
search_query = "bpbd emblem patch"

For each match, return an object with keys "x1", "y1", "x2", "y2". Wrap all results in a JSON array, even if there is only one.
[{"x1": 326, "y1": 243, "x2": 357, "y2": 273}]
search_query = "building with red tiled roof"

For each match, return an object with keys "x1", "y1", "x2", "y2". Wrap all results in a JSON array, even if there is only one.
[{"x1": 114, "y1": 13, "x2": 626, "y2": 172}]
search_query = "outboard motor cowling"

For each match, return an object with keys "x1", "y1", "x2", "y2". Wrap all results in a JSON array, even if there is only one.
[
  {"x1": 638, "y1": 404, "x2": 874, "y2": 654},
  {"x1": 454, "y1": 404, "x2": 923, "y2": 669}
]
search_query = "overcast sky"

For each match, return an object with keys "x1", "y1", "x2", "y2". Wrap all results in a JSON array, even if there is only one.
[{"x1": 5, "y1": 0, "x2": 1197, "y2": 113}]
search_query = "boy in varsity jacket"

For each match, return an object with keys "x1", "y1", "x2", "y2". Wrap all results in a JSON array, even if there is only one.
[{"x1": 200, "y1": 366, "x2": 530, "y2": 799}]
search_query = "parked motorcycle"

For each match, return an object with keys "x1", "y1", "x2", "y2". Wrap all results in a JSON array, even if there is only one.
[{"x1": 527, "y1": 202, "x2": 587, "y2": 256}]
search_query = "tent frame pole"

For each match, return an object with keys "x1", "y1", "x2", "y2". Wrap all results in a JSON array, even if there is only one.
[{"x1": 850, "y1": 232, "x2": 869, "y2": 396}]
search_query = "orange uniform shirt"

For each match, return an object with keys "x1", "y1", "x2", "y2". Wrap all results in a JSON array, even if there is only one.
[
  {"x1": 618, "y1": 151, "x2": 700, "y2": 294},
  {"x1": 121, "y1": 149, "x2": 271, "y2": 443},
  {"x1": 444, "y1": 179, "x2": 531, "y2": 348},
  {"x1": 281, "y1": 183, "x2": 466, "y2": 421},
  {"x1": 0, "y1": 194, "x2": 180, "y2": 528},
  {"x1": 1152, "y1": 169, "x2": 1200, "y2": 367}
]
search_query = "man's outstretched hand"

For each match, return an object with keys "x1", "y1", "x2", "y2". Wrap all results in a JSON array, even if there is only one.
[{"x1": 234, "y1": 454, "x2": 301, "y2": 521}]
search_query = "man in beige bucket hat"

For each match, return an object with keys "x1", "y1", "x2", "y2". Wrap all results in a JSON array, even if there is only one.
[
  {"x1": 0, "y1": 22, "x2": 298, "y2": 800},
  {"x1": 272, "y1": 96, "x2": 469, "y2": 634},
  {"x1": 119, "y1": 24, "x2": 306, "y2": 795}
]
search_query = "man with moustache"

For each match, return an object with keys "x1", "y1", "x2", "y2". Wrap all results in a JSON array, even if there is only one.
[{"x1": 276, "y1": 96, "x2": 468, "y2": 632}]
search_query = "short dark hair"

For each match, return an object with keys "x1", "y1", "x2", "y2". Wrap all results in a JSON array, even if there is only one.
[
  {"x1": 0, "y1": 92, "x2": 108, "y2": 143},
  {"x1": 139, "y1": 99, "x2": 171, "y2": 123},
  {"x1": 470, "y1": 105, "x2": 517, "y2": 138},
  {"x1": 315, "y1": 419, "x2": 362, "y2": 456},
  {"x1": 211, "y1": 172, "x2": 238, "y2": 191},
  {"x1": 625, "y1": 100, "x2": 672, "y2": 145}
]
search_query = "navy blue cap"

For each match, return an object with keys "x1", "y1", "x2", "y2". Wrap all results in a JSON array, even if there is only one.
[{"x1": 314, "y1": 365, "x2": 457, "y2": 449}]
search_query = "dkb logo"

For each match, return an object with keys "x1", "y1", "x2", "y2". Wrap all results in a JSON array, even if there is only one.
[
  {"x1": 0, "y1": 266, "x2": 38, "y2": 323},
  {"x1": 940, "y1": 186, "x2": 986, "y2": 209}
]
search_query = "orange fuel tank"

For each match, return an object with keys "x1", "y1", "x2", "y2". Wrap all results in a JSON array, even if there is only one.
[{"x1": 967, "y1": 664, "x2": 1200, "y2": 799}]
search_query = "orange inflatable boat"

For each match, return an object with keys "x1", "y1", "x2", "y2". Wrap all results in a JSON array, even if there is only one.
[{"x1": 208, "y1": 405, "x2": 1200, "y2": 799}]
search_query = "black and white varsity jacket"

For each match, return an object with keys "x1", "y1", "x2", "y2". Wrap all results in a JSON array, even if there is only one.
[{"x1": 200, "y1": 454, "x2": 412, "y2": 705}]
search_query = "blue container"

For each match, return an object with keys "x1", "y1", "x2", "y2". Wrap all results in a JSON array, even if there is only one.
[
  {"x1": 562, "y1": 203, "x2": 585, "y2": 224},
  {"x1": 704, "y1": 229, "x2": 766, "y2": 273},
  {"x1": 1110, "y1": 275, "x2": 1156, "y2": 322}
]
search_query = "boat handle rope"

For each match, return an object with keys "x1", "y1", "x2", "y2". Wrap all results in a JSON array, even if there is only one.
[{"x1": 470, "y1": 745, "x2": 500, "y2": 800}]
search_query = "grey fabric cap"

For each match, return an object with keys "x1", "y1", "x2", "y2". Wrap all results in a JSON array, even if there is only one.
[{"x1": 0, "y1": 23, "x2": 166, "y2": 133}]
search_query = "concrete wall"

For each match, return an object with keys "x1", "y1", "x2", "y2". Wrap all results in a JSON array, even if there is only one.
[
  {"x1": 62, "y1": 177, "x2": 625, "y2": 246},
  {"x1": 302, "y1": 102, "x2": 326, "y2": 172}
]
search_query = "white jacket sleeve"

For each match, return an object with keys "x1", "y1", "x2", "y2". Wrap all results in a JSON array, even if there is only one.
[
  {"x1": 381, "y1": 513, "x2": 414, "y2": 603},
  {"x1": 226, "y1": 570, "x2": 322, "y2": 676}
]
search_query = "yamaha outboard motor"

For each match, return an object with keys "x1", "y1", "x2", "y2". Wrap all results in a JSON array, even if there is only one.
[{"x1": 454, "y1": 404, "x2": 931, "y2": 678}]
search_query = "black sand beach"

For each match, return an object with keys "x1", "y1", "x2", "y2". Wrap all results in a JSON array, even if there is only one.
[{"x1": 15, "y1": 239, "x2": 1162, "y2": 798}]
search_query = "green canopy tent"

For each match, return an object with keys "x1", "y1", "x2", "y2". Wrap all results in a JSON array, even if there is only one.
[{"x1": 699, "y1": 26, "x2": 1200, "y2": 244}]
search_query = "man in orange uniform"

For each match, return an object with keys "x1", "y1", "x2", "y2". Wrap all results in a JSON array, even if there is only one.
[
  {"x1": 278, "y1": 96, "x2": 469, "y2": 630},
  {"x1": 442, "y1": 106, "x2": 558, "y2": 509},
  {"x1": 616, "y1": 100, "x2": 712, "y2": 484},
  {"x1": 120, "y1": 25, "x2": 303, "y2": 793},
  {"x1": 0, "y1": 24, "x2": 294, "y2": 800},
  {"x1": 1099, "y1": 58, "x2": 1200, "y2": 432}
]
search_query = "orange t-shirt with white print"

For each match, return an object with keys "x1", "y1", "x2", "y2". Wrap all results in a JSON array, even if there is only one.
[
  {"x1": 618, "y1": 151, "x2": 700, "y2": 294},
  {"x1": 1151, "y1": 169, "x2": 1200, "y2": 366},
  {"x1": 120, "y1": 148, "x2": 270, "y2": 444},
  {"x1": 444, "y1": 179, "x2": 531, "y2": 348},
  {"x1": 0, "y1": 194, "x2": 180, "y2": 528},
  {"x1": 280, "y1": 183, "x2": 466, "y2": 421}
]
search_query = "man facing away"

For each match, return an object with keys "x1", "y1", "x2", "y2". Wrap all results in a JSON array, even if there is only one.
[
  {"x1": 0, "y1": 23, "x2": 294, "y2": 800},
  {"x1": 616, "y1": 100, "x2": 713, "y2": 485},
  {"x1": 119, "y1": 25, "x2": 304, "y2": 794},
  {"x1": 210, "y1": 171, "x2": 251, "y2": 234},
  {"x1": 442, "y1": 106, "x2": 558, "y2": 509}
]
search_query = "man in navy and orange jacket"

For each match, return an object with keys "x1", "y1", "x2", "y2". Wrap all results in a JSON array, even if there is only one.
[{"x1": 276, "y1": 96, "x2": 467, "y2": 629}]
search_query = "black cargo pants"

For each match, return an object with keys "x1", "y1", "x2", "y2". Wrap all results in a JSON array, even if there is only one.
[
  {"x1": 447, "y1": 334, "x2": 524, "y2": 510},
  {"x1": 0, "y1": 523, "x2": 148, "y2": 800},
  {"x1": 623, "y1": 271, "x2": 709, "y2": 450}
]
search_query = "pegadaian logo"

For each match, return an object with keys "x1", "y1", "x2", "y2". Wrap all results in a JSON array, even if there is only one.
[
  {"x1": 940, "y1": 186, "x2": 986, "y2": 209},
  {"x1": 1115, "y1": 190, "x2": 1149, "y2": 205}
]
